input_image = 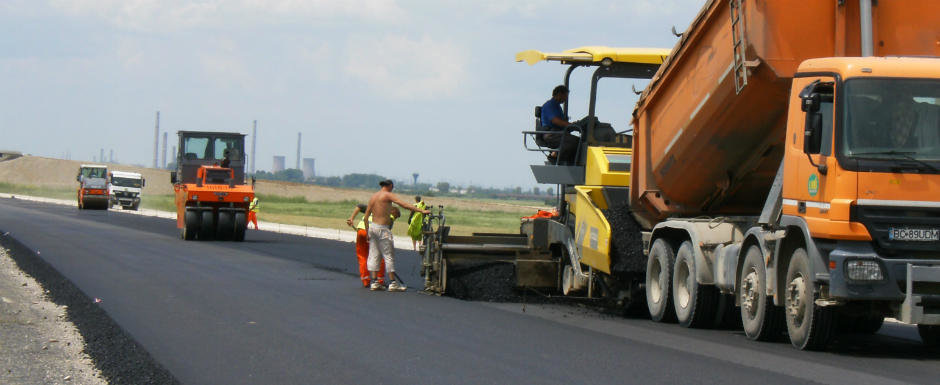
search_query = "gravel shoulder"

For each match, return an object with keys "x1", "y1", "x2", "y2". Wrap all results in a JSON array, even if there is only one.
[
  {"x1": 0, "y1": 233, "x2": 178, "y2": 385},
  {"x1": 0, "y1": 245, "x2": 105, "y2": 384}
]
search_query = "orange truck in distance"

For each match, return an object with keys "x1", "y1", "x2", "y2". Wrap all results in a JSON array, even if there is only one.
[
  {"x1": 171, "y1": 131, "x2": 254, "y2": 241},
  {"x1": 630, "y1": 0, "x2": 940, "y2": 350}
]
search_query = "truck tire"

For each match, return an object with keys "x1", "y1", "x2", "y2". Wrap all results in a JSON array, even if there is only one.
[
  {"x1": 234, "y1": 212, "x2": 247, "y2": 241},
  {"x1": 784, "y1": 248, "x2": 834, "y2": 350},
  {"x1": 739, "y1": 245, "x2": 784, "y2": 341},
  {"x1": 217, "y1": 211, "x2": 234, "y2": 241},
  {"x1": 646, "y1": 238, "x2": 677, "y2": 323},
  {"x1": 199, "y1": 211, "x2": 215, "y2": 240},
  {"x1": 919, "y1": 325, "x2": 940, "y2": 347},
  {"x1": 182, "y1": 210, "x2": 198, "y2": 240},
  {"x1": 673, "y1": 241, "x2": 719, "y2": 328}
]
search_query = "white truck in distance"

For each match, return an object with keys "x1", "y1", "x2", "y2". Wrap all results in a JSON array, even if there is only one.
[{"x1": 109, "y1": 171, "x2": 144, "y2": 210}]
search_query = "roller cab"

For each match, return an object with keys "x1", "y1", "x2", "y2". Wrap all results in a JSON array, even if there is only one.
[{"x1": 171, "y1": 131, "x2": 253, "y2": 241}]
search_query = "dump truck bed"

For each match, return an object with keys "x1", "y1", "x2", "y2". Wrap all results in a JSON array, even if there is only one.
[{"x1": 629, "y1": 0, "x2": 940, "y2": 228}]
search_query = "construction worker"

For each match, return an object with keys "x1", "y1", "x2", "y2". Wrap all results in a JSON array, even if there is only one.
[
  {"x1": 364, "y1": 179, "x2": 430, "y2": 292},
  {"x1": 248, "y1": 196, "x2": 260, "y2": 229},
  {"x1": 407, "y1": 196, "x2": 427, "y2": 250},
  {"x1": 347, "y1": 204, "x2": 387, "y2": 288}
]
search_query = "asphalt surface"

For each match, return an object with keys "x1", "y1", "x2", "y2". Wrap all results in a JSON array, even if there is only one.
[{"x1": 1, "y1": 197, "x2": 938, "y2": 384}]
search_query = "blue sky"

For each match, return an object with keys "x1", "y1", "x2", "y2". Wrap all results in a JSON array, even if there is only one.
[{"x1": 1, "y1": 0, "x2": 704, "y2": 187}]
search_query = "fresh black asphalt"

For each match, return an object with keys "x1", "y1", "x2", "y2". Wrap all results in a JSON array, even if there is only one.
[{"x1": 1, "y1": 197, "x2": 938, "y2": 384}]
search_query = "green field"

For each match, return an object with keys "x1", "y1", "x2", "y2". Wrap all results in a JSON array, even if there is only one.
[{"x1": 0, "y1": 183, "x2": 529, "y2": 236}]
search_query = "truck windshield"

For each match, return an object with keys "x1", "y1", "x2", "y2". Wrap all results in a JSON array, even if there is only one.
[
  {"x1": 82, "y1": 168, "x2": 107, "y2": 178},
  {"x1": 183, "y1": 136, "x2": 211, "y2": 160},
  {"x1": 842, "y1": 79, "x2": 940, "y2": 163},
  {"x1": 111, "y1": 177, "x2": 141, "y2": 188}
]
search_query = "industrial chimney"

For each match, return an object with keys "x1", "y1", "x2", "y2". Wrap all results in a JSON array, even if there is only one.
[
  {"x1": 296, "y1": 132, "x2": 302, "y2": 170},
  {"x1": 250, "y1": 120, "x2": 257, "y2": 174},
  {"x1": 153, "y1": 111, "x2": 160, "y2": 168}
]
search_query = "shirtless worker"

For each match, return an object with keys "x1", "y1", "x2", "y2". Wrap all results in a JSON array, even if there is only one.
[{"x1": 364, "y1": 179, "x2": 431, "y2": 291}]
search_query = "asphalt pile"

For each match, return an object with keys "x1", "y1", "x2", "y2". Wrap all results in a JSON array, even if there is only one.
[
  {"x1": 603, "y1": 204, "x2": 646, "y2": 274},
  {"x1": 0, "y1": 233, "x2": 179, "y2": 385},
  {"x1": 445, "y1": 262, "x2": 522, "y2": 302}
]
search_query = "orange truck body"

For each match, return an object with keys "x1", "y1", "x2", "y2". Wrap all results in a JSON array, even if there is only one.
[
  {"x1": 630, "y1": 0, "x2": 939, "y2": 226},
  {"x1": 622, "y1": 0, "x2": 940, "y2": 348}
]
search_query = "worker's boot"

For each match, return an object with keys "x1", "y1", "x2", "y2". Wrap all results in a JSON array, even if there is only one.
[
  {"x1": 387, "y1": 281, "x2": 407, "y2": 292},
  {"x1": 370, "y1": 279, "x2": 386, "y2": 291}
]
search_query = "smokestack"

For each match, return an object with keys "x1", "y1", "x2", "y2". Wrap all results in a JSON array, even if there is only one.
[
  {"x1": 100, "y1": 148, "x2": 105, "y2": 164},
  {"x1": 162, "y1": 132, "x2": 168, "y2": 168},
  {"x1": 153, "y1": 111, "x2": 160, "y2": 168},
  {"x1": 296, "y1": 132, "x2": 301, "y2": 170},
  {"x1": 109, "y1": 149, "x2": 114, "y2": 163},
  {"x1": 250, "y1": 120, "x2": 257, "y2": 174}
]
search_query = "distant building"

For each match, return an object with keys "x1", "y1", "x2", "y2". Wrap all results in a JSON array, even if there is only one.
[
  {"x1": 302, "y1": 158, "x2": 316, "y2": 179},
  {"x1": 272, "y1": 156, "x2": 286, "y2": 172}
]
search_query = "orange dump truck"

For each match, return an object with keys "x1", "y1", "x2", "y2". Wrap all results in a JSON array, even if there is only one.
[
  {"x1": 171, "y1": 131, "x2": 254, "y2": 241},
  {"x1": 632, "y1": 0, "x2": 940, "y2": 349}
]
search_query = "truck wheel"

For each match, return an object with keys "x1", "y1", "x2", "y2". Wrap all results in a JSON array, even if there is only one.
[
  {"x1": 217, "y1": 211, "x2": 234, "y2": 241},
  {"x1": 784, "y1": 248, "x2": 834, "y2": 350},
  {"x1": 739, "y1": 245, "x2": 784, "y2": 341},
  {"x1": 183, "y1": 210, "x2": 199, "y2": 240},
  {"x1": 919, "y1": 325, "x2": 940, "y2": 347},
  {"x1": 199, "y1": 211, "x2": 215, "y2": 240},
  {"x1": 646, "y1": 238, "x2": 677, "y2": 323},
  {"x1": 234, "y1": 212, "x2": 247, "y2": 241},
  {"x1": 673, "y1": 241, "x2": 719, "y2": 328}
]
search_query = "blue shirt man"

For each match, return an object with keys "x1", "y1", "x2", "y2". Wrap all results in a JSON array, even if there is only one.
[
  {"x1": 537, "y1": 85, "x2": 579, "y2": 164},
  {"x1": 541, "y1": 85, "x2": 569, "y2": 129}
]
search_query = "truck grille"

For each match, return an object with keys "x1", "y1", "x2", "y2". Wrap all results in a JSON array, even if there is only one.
[{"x1": 851, "y1": 205, "x2": 940, "y2": 258}]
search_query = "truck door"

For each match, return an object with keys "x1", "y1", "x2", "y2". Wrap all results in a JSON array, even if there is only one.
[{"x1": 784, "y1": 76, "x2": 841, "y2": 230}]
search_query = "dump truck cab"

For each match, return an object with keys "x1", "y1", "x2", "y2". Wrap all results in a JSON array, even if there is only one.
[
  {"x1": 76, "y1": 164, "x2": 109, "y2": 210},
  {"x1": 782, "y1": 57, "x2": 940, "y2": 322},
  {"x1": 109, "y1": 170, "x2": 144, "y2": 210},
  {"x1": 171, "y1": 131, "x2": 253, "y2": 241}
]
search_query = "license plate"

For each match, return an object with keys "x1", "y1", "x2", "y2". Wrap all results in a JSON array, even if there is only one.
[{"x1": 889, "y1": 228, "x2": 940, "y2": 242}]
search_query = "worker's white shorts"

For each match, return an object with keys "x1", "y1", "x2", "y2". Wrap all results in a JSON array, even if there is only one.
[{"x1": 367, "y1": 224, "x2": 395, "y2": 273}]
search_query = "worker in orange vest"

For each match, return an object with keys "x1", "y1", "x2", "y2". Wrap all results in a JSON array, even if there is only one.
[{"x1": 248, "y1": 196, "x2": 260, "y2": 229}]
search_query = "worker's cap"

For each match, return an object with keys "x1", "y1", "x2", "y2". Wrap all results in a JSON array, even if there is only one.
[{"x1": 379, "y1": 179, "x2": 394, "y2": 187}]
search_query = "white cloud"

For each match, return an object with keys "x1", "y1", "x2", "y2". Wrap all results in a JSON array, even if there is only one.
[
  {"x1": 47, "y1": 0, "x2": 407, "y2": 32},
  {"x1": 344, "y1": 34, "x2": 467, "y2": 100}
]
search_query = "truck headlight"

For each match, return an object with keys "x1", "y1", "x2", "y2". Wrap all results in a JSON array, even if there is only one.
[
  {"x1": 192, "y1": 194, "x2": 198, "y2": 200},
  {"x1": 845, "y1": 259, "x2": 884, "y2": 281},
  {"x1": 243, "y1": 196, "x2": 249, "y2": 202}
]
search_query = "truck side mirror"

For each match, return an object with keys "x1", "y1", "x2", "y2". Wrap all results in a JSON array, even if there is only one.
[
  {"x1": 803, "y1": 111, "x2": 823, "y2": 154},
  {"x1": 142, "y1": 178, "x2": 146, "y2": 187},
  {"x1": 170, "y1": 172, "x2": 177, "y2": 184}
]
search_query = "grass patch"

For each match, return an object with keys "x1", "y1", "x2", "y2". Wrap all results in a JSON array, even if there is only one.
[
  {"x1": 0, "y1": 182, "x2": 74, "y2": 200},
  {"x1": 0, "y1": 182, "x2": 532, "y2": 236}
]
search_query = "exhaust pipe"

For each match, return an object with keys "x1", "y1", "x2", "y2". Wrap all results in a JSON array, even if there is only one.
[{"x1": 859, "y1": 0, "x2": 873, "y2": 56}]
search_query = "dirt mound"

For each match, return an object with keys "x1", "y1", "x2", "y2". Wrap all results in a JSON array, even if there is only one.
[{"x1": 0, "y1": 156, "x2": 174, "y2": 195}]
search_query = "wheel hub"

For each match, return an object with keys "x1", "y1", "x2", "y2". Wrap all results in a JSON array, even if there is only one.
[
  {"x1": 741, "y1": 270, "x2": 759, "y2": 317},
  {"x1": 786, "y1": 275, "x2": 806, "y2": 323}
]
